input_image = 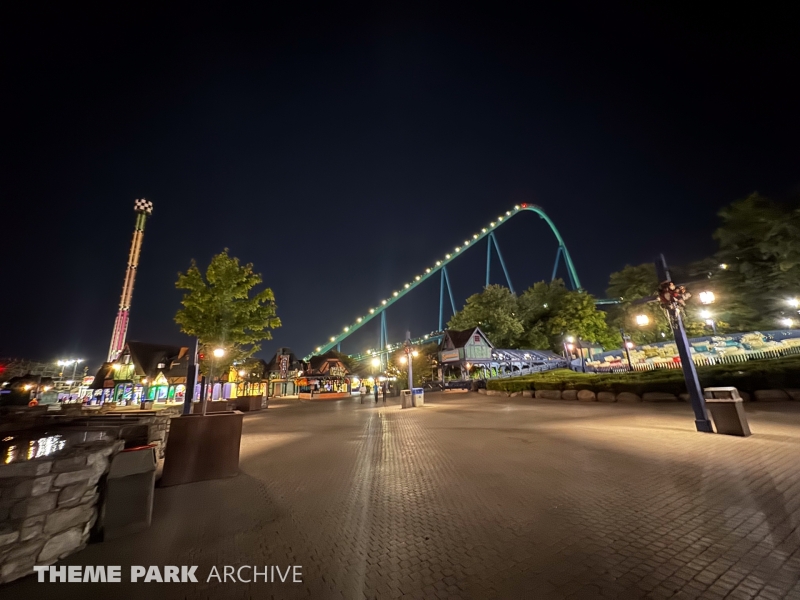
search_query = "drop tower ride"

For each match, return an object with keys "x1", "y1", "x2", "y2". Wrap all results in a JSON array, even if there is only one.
[{"x1": 107, "y1": 199, "x2": 154, "y2": 362}]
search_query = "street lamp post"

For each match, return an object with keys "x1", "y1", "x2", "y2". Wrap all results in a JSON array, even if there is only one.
[
  {"x1": 699, "y1": 291, "x2": 717, "y2": 335},
  {"x1": 656, "y1": 254, "x2": 712, "y2": 433},
  {"x1": 201, "y1": 347, "x2": 225, "y2": 416},
  {"x1": 700, "y1": 310, "x2": 717, "y2": 335},
  {"x1": 619, "y1": 329, "x2": 633, "y2": 370}
]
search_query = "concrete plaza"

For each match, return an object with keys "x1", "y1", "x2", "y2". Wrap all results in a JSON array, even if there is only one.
[{"x1": 4, "y1": 393, "x2": 800, "y2": 599}]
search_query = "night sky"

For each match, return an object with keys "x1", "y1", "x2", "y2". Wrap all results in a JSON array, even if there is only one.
[{"x1": 2, "y1": 4, "x2": 798, "y2": 370}]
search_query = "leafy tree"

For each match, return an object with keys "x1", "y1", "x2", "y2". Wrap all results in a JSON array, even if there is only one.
[
  {"x1": 710, "y1": 193, "x2": 800, "y2": 330},
  {"x1": 604, "y1": 263, "x2": 672, "y2": 344},
  {"x1": 542, "y1": 289, "x2": 618, "y2": 350},
  {"x1": 447, "y1": 285, "x2": 523, "y2": 348},
  {"x1": 448, "y1": 280, "x2": 615, "y2": 352},
  {"x1": 175, "y1": 249, "x2": 281, "y2": 377}
]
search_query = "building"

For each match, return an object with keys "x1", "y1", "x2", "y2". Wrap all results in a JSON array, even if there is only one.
[
  {"x1": 88, "y1": 341, "x2": 190, "y2": 405},
  {"x1": 438, "y1": 327, "x2": 494, "y2": 379},
  {"x1": 438, "y1": 328, "x2": 566, "y2": 379},
  {"x1": 297, "y1": 351, "x2": 352, "y2": 398},
  {"x1": 266, "y1": 348, "x2": 304, "y2": 397}
]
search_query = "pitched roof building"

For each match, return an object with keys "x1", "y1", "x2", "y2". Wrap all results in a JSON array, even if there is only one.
[{"x1": 89, "y1": 341, "x2": 190, "y2": 405}]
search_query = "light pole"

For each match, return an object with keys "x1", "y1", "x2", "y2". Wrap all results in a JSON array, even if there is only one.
[
  {"x1": 402, "y1": 333, "x2": 417, "y2": 392},
  {"x1": 202, "y1": 347, "x2": 225, "y2": 415},
  {"x1": 700, "y1": 310, "x2": 717, "y2": 335},
  {"x1": 699, "y1": 291, "x2": 717, "y2": 335},
  {"x1": 619, "y1": 329, "x2": 633, "y2": 370},
  {"x1": 564, "y1": 336, "x2": 575, "y2": 368},
  {"x1": 656, "y1": 254, "x2": 712, "y2": 433}
]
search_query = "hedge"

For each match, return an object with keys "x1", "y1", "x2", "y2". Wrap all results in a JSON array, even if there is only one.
[{"x1": 486, "y1": 355, "x2": 800, "y2": 395}]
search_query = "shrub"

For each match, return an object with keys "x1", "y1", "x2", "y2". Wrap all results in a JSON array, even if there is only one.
[{"x1": 484, "y1": 355, "x2": 800, "y2": 396}]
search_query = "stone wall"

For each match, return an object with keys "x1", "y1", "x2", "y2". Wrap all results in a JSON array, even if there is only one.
[
  {"x1": 146, "y1": 406, "x2": 181, "y2": 460},
  {"x1": 478, "y1": 387, "x2": 800, "y2": 402},
  {"x1": 0, "y1": 439, "x2": 123, "y2": 584}
]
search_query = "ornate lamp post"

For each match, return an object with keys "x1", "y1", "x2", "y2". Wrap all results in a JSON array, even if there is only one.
[{"x1": 655, "y1": 255, "x2": 712, "y2": 433}]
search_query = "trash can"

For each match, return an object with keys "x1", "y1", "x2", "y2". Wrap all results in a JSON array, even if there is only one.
[
  {"x1": 704, "y1": 387, "x2": 751, "y2": 437},
  {"x1": 401, "y1": 389, "x2": 414, "y2": 409},
  {"x1": 412, "y1": 388, "x2": 425, "y2": 407},
  {"x1": 103, "y1": 444, "x2": 157, "y2": 540}
]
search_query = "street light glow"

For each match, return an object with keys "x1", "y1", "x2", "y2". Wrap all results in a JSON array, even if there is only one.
[
  {"x1": 698, "y1": 291, "x2": 716, "y2": 304},
  {"x1": 213, "y1": 348, "x2": 225, "y2": 358},
  {"x1": 700, "y1": 310, "x2": 712, "y2": 319},
  {"x1": 371, "y1": 357, "x2": 380, "y2": 367},
  {"x1": 788, "y1": 298, "x2": 799, "y2": 308},
  {"x1": 782, "y1": 318, "x2": 794, "y2": 328},
  {"x1": 565, "y1": 336, "x2": 574, "y2": 343},
  {"x1": 412, "y1": 350, "x2": 419, "y2": 357},
  {"x1": 635, "y1": 314, "x2": 650, "y2": 327},
  {"x1": 399, "y1": 355, "x2": 407, "y2": 364}
]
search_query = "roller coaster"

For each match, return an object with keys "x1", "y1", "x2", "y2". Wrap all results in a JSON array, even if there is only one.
[{"x1": 304, "y1": 204, "x2": 581, "y2": 361}]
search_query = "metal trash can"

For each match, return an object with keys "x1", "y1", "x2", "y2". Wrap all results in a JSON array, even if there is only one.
[
  {"x1": 401, "y1": 389, "x2": 414, "y2": 409},
  {"x1": 412, "y1": 388, "x2": 425, "y2": 407},
  {"x1": 103, "y1": 444, "x2": 157, "y2": 540},
  {"x1": 704, "y1": 387, "x2": 751, "y2": 437}
]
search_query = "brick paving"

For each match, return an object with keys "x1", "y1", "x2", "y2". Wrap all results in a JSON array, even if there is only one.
[{"x1": 4, "y1": 393, "x2": 800, "y2": 599}]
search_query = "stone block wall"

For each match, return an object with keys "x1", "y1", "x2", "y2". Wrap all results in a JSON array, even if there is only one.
[
  {"x1": 146, "y1": 406, "x2": 181, "y2": 460},
  {"x1": 0, "y1": 439, "x2": 123, "y2": 584}
]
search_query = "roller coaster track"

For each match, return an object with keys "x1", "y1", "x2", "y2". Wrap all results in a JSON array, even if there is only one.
[{"x1": 304, "y1": 204, "x2": 581, "y2": 360}]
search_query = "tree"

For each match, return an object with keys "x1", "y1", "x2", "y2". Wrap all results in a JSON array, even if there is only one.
[
  {"x1": 542, "y1": 289, "x2": 617, "y2": 350},
  {"x1": 448, "y1": 281, "x2": 615, "y2": 352},
  {"x1": 447, "y1": 285, "x2": 523, "y2": 348},
  {"x1": 605, "y1": 263, "x2": 672, "y2": 344},
  {"x1": 711, "y1": 193, "x2": 800, "y2": 330},
  {"x1": 517, "y1": 280, "x2": 568, "y2": 349},
  {"x1": 175, "y1": 249, "x2": 281, "y2": 377}
]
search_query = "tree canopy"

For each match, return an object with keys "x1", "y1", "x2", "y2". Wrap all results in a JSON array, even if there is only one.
[
  {"x1": 175, "y1": 249, "x2": 281, "y2": 376},
  {"x1": 709, "y1": 193, "x2": 800, "y2": 330},
  {"x1": 447, "y1": 281, "x2": 615, "y2": 352},
  {"x1": 447, "y1": 285, "x2": 523, "y2": 348}
]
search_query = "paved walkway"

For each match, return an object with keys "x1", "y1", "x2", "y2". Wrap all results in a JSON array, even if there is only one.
[{"x1": 4, "y1": 394, "x2": 800, "y2": 599}]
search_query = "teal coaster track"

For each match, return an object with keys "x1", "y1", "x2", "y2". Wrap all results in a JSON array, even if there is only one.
[{"x1": 304, "y1": 204, "x2": 581, "y2": 360}]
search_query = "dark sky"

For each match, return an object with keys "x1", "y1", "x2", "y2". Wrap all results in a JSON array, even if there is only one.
[{"x1": 2, "y1": 3, "x2": 798, "y2": 370}]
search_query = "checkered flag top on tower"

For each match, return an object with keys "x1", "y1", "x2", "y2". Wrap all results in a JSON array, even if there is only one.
[{"x1": 134, "y1": 198, "x2": 154, "y2": 215}]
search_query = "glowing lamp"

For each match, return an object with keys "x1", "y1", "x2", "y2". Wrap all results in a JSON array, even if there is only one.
[{"x1": 698, "y1": 291, "x2": 716, "y2": 305}]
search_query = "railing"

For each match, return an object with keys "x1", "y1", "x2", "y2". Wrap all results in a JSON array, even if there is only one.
[{"x1": 487, "y1": 360, "x2": 567, "y2": 379}]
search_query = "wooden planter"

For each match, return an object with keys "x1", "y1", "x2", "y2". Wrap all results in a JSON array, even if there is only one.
[
  {"x1": 160, "y1": 411, "x2": 243, "y2": 487},
  {"x1": 191, "y1": 400, "x2": 234, "y2": 414},
  {"x1": 234, "y1": 395, "x2": 265, "y2": 412}
]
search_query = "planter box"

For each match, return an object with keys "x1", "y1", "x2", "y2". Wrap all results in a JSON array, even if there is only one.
[
  {"x1": 191, "y1": 400, "x2": 234, "y2": 414},
  {"x1": 160, "y1": 412, "x2": 243, "y2": 487},
  {"x1": 234, "y1": 395, "x2": 265, "y2": 412}
]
